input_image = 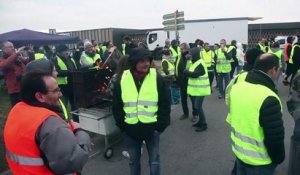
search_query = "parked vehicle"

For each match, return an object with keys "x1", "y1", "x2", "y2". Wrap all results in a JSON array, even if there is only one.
[{"x1": 147, "y1": 17, "x2": 250, "y2": 51}]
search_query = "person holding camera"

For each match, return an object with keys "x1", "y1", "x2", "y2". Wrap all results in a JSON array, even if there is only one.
[{"x1": 0, "y1": 41, "x2": 32, "y2": 106}]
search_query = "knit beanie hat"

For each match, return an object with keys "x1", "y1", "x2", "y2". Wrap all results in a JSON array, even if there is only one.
[{"x1": 26, "y1": 59, "x2": 52, "y2": 74}]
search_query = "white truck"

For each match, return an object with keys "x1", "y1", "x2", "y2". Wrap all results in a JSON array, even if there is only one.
[{"x1": 147, "y1": 17, "x2": 251, "y2": 51}]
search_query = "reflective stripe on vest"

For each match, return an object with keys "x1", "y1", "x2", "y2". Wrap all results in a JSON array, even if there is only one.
[
  {"x1": 120, "y1": 69, "x2": 158, "y2": 124},
  {"x1": 122, "y1": 44, "x2": 126, "y2": 55},
  {"x1": 34, "y1": 53, "x2": 45, "y2": 60},
  {"x1": 268, "y1": 49, "x2": 283, "y2": 67},
  {"x1": 200, "y1": 50, "x2": 215, "y2": 68},
  {"x1": 187, "y1": 59, "x2": 211, "y2": 96},
  {"x1": 4, "y1": 102, "x2": 70, "y2": 174},
  {"x1": 230, "y1": 82, "x2": 282, "y2": 165},
  {"x1": 216, "y1": 48, "x2": 231, "y2": 73},
  {"x1": 160, "y1": 59, "x2": 175, "y2": 76},
  {"x1": 6, "y1": 150, "x2": 44, "y2": 166},
  {"x1": 59, "y1": 98, "x2": 69, "y2": 120},
  {"x1": 170, "y1": 47, "x2": 181, "y2": 76},
  {"x1": 290, "y1": 45, "x2": 300, "y2": 64}
]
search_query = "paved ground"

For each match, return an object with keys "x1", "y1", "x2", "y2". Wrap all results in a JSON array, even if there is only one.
[{"x1": 1, "y1": 78, "x2": 294, "y2": 175}]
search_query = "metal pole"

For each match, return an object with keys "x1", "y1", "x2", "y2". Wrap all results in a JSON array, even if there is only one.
[{"x1": 175, "y1": 10, "x2": 179, "y2": 41}]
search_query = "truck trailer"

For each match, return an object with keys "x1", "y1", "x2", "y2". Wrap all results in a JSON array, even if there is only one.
[{"x1": 147, "y1": 17, "x2": 259, "y2": 51}]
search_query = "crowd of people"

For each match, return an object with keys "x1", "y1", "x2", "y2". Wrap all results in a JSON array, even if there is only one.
[{"x1": 0, "y1": 34, "x2": 300, "y2": 175}]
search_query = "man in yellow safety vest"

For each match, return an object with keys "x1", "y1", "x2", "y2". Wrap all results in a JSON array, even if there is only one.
[
  {"x1": 227, "y1": 53, "x2": 285, "y2": 175},
  {"x1": 112, "y1": 47, "x2": 170, "y2": 175}
]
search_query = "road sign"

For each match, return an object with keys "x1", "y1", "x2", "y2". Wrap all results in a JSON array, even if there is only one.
[
  {"x1": 162, "y1": 18, "x2": 185, "y2": 26},
  {"x1": 49, "y1": 29, "x2": 56, "y2": 34},
  {"x1": 163, "y1": 11, "x2": 184, "y2": 20},
  {"x1": 162, "y1": 10, "x2": 185, "y2": 40},
  {"x1": 163, "y1": 25, "x2": 185, "y2": 31}
]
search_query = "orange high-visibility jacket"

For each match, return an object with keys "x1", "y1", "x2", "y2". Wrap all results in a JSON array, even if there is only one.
[{"x1": 4, "y1": 102, "x2": 72, "y2": 175}]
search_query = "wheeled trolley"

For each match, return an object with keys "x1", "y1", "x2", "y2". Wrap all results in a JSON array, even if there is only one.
[{"x1": 71, "y1": 106, "x2": 120, "y2": 159}]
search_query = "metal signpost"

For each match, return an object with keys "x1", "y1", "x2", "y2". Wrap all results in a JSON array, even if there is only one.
[{"x1": 162, "y1": 10, "x2": 185, "y2": 40}]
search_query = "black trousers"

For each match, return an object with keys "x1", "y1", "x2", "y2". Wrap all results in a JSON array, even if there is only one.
[{"x1": 180, "y1": 84, "x2": 197, "y2": 116}]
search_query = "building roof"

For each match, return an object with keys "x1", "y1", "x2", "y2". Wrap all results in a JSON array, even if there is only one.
[
  {"x1": 185, "y1": 17, "x2": 261, "y2": 23},
  {"x1": 249, "y1": 22, "x2": 300, "y2": 30}
]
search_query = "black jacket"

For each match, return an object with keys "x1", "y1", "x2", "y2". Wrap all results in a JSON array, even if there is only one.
[
  {"x1": 176, "y1": 51, "x2": 190, "y2": 87},
  {"x1": 112, "y1": 69, "x2": 171, "y2": 140},
  {"x1": 245, "y1": 70, "x2": 285, "y2": 164}
]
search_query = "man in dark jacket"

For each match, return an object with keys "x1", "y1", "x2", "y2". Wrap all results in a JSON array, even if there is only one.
[
  {"x1": 228, "y1": 53, "x2": 285, "y2": 175},
  {"x1": 290, "y1": 35, "x2": 300, "y2": 82},
  {"x1": 123, "y1": 35, "x2": 138, "y2": 55},
  {"x1": 287, "y1": 68, "x2": 300, "y2": 175},
  {"x1": 112, "y1": 47, "x2": 170, "y2": 175},
  {"x1": 54, "y1": 44, "x2": 77, "y2": 113},
  {"x1": 229, "y1": 40, "x2": 238, "y2": 79},
  {"x1": 177, "y1": 43, "x2": 197, "y2": 121}
]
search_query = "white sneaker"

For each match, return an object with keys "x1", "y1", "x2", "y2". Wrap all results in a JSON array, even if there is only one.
[{"x1": 122, "y1": 150, "x2": 130, "y2": 159}]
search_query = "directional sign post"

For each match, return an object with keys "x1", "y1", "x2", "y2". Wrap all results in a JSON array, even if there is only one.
[{"x1": 162, "y1": 10, "x2": 184, "y2": 40}]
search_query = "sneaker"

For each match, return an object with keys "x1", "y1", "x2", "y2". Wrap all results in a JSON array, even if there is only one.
[
  {"x1": 192, "y1": 123, "x2": 201, "y2": 127},
  {"x1": 191, "y1": 116, "x2": 198, "y2": 122},
  {"x1": 179, "y1": 114, "x2": 188, "y2": 120},
  {"x1": 218, "y1": 95, "x2": 223, "y2": 99},
  {"x1": 195, "y1": 125, "x2": 207, "y2": 132},
  {"x1": 122, "y1": 150, "x2": 130, "y2": 159}
]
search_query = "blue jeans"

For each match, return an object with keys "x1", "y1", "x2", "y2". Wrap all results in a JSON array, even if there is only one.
[
  {"x1": 217, "y1": 73, "x2": 230, "y2": 97},
  {"x1": 124, "y1": 132, "x2": 160, "y2": 175},
  {"x1": 170, "y1": 83, "x2": 180, "y2": 105},
  {"x1": 191, "y1": 96, "x2": 207, "y2": 125},
  {"x1": 236, "y1": 158, "x2": 276, "y2": 175},
  {"x1": 180, "y1": 85, "x2": 197, "y2": 116}
]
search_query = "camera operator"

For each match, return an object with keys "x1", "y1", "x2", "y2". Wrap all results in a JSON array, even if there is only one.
[{"x1": 0, "y1": 41, "x2": 33, "y2": 106}]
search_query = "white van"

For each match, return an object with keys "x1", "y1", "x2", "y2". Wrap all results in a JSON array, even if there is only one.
[{"x1": 275, "y1": 36, "x2": 297, "y2": 49}]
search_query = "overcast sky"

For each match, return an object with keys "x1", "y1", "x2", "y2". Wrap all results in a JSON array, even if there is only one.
[{"x1": 0, "y1": 0, "x2": 299, "y2": 34}]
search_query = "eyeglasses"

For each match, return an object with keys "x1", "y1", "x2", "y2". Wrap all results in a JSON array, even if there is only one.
[{"x1": 47, "y1": 87, "x2": 61, "y2": 93}]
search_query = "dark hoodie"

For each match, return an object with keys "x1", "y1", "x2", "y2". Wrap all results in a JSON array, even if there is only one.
[
  {"x1": 183, "y1": 47, "x2": 205, "y2": 78},
  {"x1": 112, "y1": 48, "x2": 170, "y2": 140}
]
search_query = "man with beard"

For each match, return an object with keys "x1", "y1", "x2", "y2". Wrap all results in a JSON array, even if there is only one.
[{"x1": 113, "y1": 47, "x2": 170, "y2": 175}]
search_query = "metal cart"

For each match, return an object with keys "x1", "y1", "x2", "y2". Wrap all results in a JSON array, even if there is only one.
[
  {"x1": 71, "y1": 69, "x2": 120, "y2": 159},
  {"x1": 71, "y1": 104, "x2": 120, "y2": 159}
]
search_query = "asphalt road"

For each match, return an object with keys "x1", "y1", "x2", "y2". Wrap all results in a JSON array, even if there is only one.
[
  {"x1": 0, "y1": 78, "x2": 294, "y2": 175},
  {"x1": 81, "y1": 79, "x2": 293, "y2": 175}
]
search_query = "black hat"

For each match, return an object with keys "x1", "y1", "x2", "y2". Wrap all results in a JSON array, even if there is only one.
[
  {"x1": 245, "y1": 48, "x2": 264, "y2": 66},
  {"x1": 26, "y1": 59, "x2": 53, "y2": 74},
  {"x1": 128, "y1": 47, "x2": 153, "y2": 65},
  {"x1": 56, "y1": 44, "x2": 69, "y2": 53}
]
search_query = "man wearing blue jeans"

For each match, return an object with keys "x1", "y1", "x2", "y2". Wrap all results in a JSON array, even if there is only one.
[
  {"x1": 113, "y1": 48, "x2": 170, "y2": 175},
  {"x1": 215, "y1": 39, "x2": 233, "y2": 99}
]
